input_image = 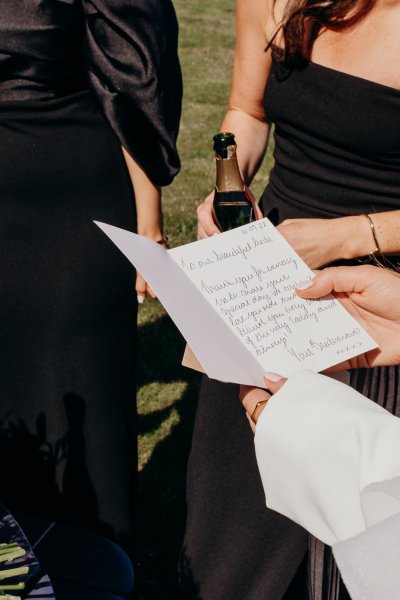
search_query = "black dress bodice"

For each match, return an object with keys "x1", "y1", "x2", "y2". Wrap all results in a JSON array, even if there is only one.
[
  {"x1": 0, "y1": 0, "x2": 182, "y2": 185},
  {"x1": 0, "y1": 0, "x2": 86, "y2": 101},
  {"x1": 262, "y1": 60, "x2": 400, "y2": 220}
]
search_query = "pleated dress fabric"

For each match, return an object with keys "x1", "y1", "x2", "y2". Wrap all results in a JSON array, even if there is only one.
[{"x1": 0, "y1": 0, "x2": 181, "y2": 552}]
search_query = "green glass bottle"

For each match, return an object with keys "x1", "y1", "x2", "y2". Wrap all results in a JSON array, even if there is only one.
[{"x1": 212, "y1": 132, "x2": 254, "y2": 231}]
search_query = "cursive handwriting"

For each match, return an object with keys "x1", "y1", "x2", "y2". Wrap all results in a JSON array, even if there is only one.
[{"x1": 170, "y1": 217, "x2": 372, "y2": 372}]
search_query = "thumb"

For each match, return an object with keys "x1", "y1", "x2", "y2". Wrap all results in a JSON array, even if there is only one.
[
  {"x1": 263, "y1": 374, "x2": 286, "y2": 394},
  {"x1": 296, "y1": 265, "x2": 378, "y2": 299}
]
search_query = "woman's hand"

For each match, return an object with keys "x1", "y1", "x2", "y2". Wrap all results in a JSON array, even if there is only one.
[
  {"x1": 240, "y1": 263, "x2": 400, "y2": 426},
  {"x1": 239, "y1": 385, "x2": 271, "y2": 433},
  {"x1": 135, "y1": 235, "x2": 168, "y2": 303},
  {"x1": 277, "y1": 215, "x2": 371, "y2": 269},
  {"x1": 239, "y1": 374, "x2": 286, "y2": 432},
  {"x1": 136, "y1": 271, "x2": 156, "y2": 304},
  {"x1": 135, "y1": 232, "x2": 166, "y2": 303},
  {"x1": 197, "y1": 187, "x2": 263, "y2": 239},
  {"x1": 197, "y1": 190, "x2": 219, "y2": 239},
  {"x1": 297, "y1": 265, "x2": 400, "y2": 369}
]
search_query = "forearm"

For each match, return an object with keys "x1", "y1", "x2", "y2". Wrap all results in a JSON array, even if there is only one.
[
  {"x1": 359, "y1": 210, "x2": 400, "y2": 255},
  {"x1": 255, "y1": 371, "x2": 400, "y2": 545},
  {"x1": 122, "y1": 147, "x2": 164, "y2": 239},
  {"x1": 337, "y1": 210, "x2": 400, "y2": 260},
  {"x1": 216, "y1": 0, "x2": 272, "y2": 186},
  {"x1": 220, "y1": 108, "x2": 270, "y2": 186}
]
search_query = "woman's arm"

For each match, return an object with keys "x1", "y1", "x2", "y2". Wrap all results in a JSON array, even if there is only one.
[
  {"x1": 277, "y1": 210, "x2": 400, "y2": 269},
  {"x1": 296, "y1": 265, "x2": 400, "y2": 370},
  {"x1": 222, "y1": 0, "x2": 273, "y2": 183},
  {"x1": 240, "y1": 262, "x2": 400, "y2": 430},
  {"x1": 241, "y1": 371, "x2": 400, "y2": 597},
  {"x1": 250, "y1": 371, "x2": 400, "y2": 546},
  {"x1": 122, "y1": 147, "x2": 166, "y2": 302},
  {"x1": 197, "y1": 0, "x2": 274, "y2": 238}
]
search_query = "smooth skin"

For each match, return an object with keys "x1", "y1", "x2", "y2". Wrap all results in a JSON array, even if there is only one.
[
  {"x1": 122, "y1": 148, "x2": 167, "y2": 302},
  {"x1": 197, "y1": 0, "x2": 400, "y2": 266},
  {"x1": 240, "y1": 265, "x2": 400, "y2": 429}
]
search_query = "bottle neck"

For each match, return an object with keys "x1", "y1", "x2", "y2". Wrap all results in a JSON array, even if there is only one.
[{"x1": 215, "y1": 153, "x2": 245, "y2": 193}]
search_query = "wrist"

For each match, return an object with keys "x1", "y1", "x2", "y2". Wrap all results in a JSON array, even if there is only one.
[
  {"x1": 136, "y1": 206, "x2": 163, "y2": 239},
  {"x1": 338, "y1": 215, "x2": 375, "y2": 260},
  {"x1": 137, "y1": 216, "x2": 164, "y2": 240},
  {"x1": 137, "y1": 228, "x2": 164, "y2": 240},
  {"x1": 241, "y1": 387, "x2": 270, "y2": 425}
]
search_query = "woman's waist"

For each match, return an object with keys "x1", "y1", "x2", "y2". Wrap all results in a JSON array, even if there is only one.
[
  {"x1": 261, "y1": 165, "x2": 400, "y2": 224},
  {"x1": 0, "y1": 76, "x2": 88, "y2": 104},
  {"x1": 0, "y1": 47, "x2": 87, "y2": 103},
  {"x1": 0, "y1": 89, "x2": 101, "y2": 121},
  {"x1": 260, "y1": 182, "x2": 400, "y2": 271}
]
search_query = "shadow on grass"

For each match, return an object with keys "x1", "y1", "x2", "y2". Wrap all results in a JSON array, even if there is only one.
[{"x1": 136, "y1": 311, "x2": 201, "y2": 599}]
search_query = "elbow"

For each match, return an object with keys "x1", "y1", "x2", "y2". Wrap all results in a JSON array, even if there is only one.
[{"x1": 227, "y1": 105, "x2": 269, "y2": 125}]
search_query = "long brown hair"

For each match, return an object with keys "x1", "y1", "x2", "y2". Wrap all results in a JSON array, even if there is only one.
[{"x1": 271, "y1": 0, "x2": 377, "y2": 63}]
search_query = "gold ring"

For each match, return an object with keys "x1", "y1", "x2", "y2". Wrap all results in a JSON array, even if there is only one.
[{"x1": 250, "y1": 398, "x2": 269, "y2": 424}]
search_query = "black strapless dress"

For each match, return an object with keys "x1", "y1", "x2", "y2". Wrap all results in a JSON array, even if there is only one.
[
  {"x1": 181, "y1": 60, "x2": 400, "y2": 600},
  {"x1": 0, "y1": 0, "x2": 181, "y2": 552}
]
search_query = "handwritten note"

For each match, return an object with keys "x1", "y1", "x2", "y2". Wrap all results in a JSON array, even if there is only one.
[{"x1": 96, "y1": 218, "x2": 377, "y2": 387}]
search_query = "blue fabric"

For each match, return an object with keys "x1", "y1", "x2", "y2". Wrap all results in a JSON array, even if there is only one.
[{"x1": 17, "y1": 515, "x2": 135, "y2": 599}]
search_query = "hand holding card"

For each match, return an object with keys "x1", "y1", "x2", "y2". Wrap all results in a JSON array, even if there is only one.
[{"x1": 95, "y1": 218, "x2": 377, "y2": 387}]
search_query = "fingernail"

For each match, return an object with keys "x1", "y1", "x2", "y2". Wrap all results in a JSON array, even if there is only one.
[
  {"x1": 264, "y1": 372, "x2": 283, "y2": 382},
  {"x1": 137, "y1": 295, "x2": 145, "y2": 304},
  {"x1": 296, "y1": 278, "x2": 315, "y2": 290}
]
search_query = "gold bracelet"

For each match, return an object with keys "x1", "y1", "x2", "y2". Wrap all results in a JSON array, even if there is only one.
[
  {"x1": 250, "y1": 398, "x2": 269, "y2": 424},
  {"x1": 361, "y1": 213, "x2": 381, "y2": 257}
]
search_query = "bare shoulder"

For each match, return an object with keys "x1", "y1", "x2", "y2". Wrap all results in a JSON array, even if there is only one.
[
  {"x1": 236, "y1": 0, "x2": 277, "y2": 32},
  {"x1": 231, "y1": 0, "x2": 280, "y2": 119},
  {"x1": 266, "y1": 0, "x2": 287, "y2": 23},
  {"x1": 264, "y1": 0, "x2": 288, "y2": 45},
  {"x1": 235, "y1": 0, "x2": 288, "y2": 42}
]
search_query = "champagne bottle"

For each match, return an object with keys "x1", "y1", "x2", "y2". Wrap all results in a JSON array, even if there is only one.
[{"x1": 213, "y1": 132, "x2": 254, "y2": 231}]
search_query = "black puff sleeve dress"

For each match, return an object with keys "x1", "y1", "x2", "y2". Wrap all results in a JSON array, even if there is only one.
[{"x1": 0, "y1": 0, "x2": 181, "y2": 549}]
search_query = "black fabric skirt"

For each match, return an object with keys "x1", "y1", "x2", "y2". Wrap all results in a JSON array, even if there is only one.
[
  {"x1": 179, "y1": 378, "x2": 308, "y2": 600},
  {"x1": 0, "y1": 91, "x2": 137, "y2": 549}
]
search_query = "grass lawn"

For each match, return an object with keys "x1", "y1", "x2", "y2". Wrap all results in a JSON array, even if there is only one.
[{"x1": 136, "y1": 0, "x2": 273, "y2": 596}]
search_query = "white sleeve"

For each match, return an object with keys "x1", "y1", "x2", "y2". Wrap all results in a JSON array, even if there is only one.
[
  {"x1": 254, "y1": 370, "x2": 400, "y2": 546},
  {"x1": 333, "y1": 499, "x2": 400, "y2": 600}
]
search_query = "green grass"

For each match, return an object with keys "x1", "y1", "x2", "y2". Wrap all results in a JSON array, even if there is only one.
[{"x1": 136, "y1": 0, "x2": 274, "y2": 596}]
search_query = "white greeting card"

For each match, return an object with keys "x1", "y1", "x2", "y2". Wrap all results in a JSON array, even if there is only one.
[{"x1": 95, "y1": 218, "x2": 377, "y2": 387}]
